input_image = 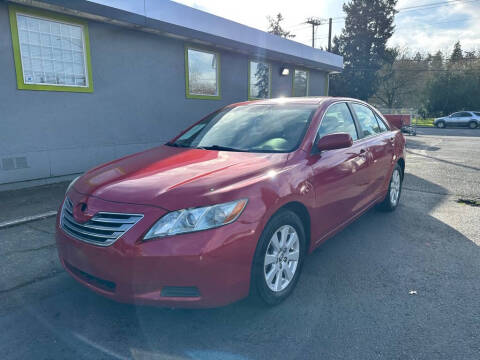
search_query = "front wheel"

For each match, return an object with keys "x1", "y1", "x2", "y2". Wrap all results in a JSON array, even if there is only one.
[
  {"x1": 250, "y1": 210, "x2": 306, "y2": 306},
  {"x1": 436, "y1": 121, "x2": 446, "y2": 128},
  {"x1": 378, "y1": 163, "x2": 403, "y2": 212}
]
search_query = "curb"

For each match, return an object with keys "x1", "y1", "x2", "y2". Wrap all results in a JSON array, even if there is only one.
[{"x1": 0, "y1": 211, "x2": 58, "y2": 229}]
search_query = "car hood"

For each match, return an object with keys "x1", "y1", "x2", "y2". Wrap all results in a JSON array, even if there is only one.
[{"x1": 73, "y1": 145, "x2": 287, "y2": 210}]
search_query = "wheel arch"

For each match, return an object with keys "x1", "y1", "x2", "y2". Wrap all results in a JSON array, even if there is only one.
[{"x1": 275, "y1": 201, "x2": 311, "y2": 253}]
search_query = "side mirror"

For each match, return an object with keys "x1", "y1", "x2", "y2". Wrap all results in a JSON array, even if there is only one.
[{"x1": 316, "y1": 133, "x2": 353, "y2": 152}]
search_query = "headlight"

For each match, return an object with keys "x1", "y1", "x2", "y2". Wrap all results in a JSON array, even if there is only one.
[
  {"x1": 143, "y1": 199, "x2": 248, "y2": 240},
  {"x1": 65, "y1": 176, "x2": 80, "y2": 195}
]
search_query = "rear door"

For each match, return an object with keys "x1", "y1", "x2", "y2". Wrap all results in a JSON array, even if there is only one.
[
  {"x1": 350, "y1": 103, "x2": 394, "y2": 207},
  {"x1": 457, "y1": 112, "x2": 473, "y2": 126},
  {"x1": 309, "y1": 102, "x2": 371, "y2": 234}
]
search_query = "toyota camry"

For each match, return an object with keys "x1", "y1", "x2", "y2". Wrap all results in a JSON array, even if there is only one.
[{"x1": 56, "y1": 97, "x2": 406, "y2": 308}]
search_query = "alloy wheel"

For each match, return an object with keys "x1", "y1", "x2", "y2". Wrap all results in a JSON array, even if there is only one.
[
  {"x1": 390, "y1": 169, "x2": 401, "y2": 206},
  {"x1": 263, "y1": 225, "x2": 300, "y2": 292}
]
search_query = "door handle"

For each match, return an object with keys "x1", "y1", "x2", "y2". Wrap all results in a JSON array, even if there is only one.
[{"x1": 358, "y1": 148, "x2": 368, "y2": 157}]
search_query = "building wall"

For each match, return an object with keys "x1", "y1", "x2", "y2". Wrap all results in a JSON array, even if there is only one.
[{"x1": 0, "y1": 2, "x2": 328, "y2": 186}]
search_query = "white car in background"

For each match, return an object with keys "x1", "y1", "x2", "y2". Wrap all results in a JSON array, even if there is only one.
[{"x1": 434, "y1": 111, "x2": 480, "y2": 129}]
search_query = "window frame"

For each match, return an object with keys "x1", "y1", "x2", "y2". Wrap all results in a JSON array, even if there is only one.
[
  {"x1": 311, "y1": 101, "x2": 359, "y2": 153},
  {"x1": 248, "y1": 60, "x2": 272, "y2": 100},
  {"x1": 372, "y1": 110, "x2": 392, "y2": 131},
  {"x1": 8, "y1": 4, "x2": 93, "y2": 93},
  {"x1": 373, "y1": 113, "x2": 389, "y2": 132},
  {"x1": 184, "y1": 46, "x2": 221, "y2": 100},
  {"x1": 349, "y1": 102, "x2": 386, "y2": 139},
  {"x1": 292, "y1": 68, "x2": 309, "y2": 97}
]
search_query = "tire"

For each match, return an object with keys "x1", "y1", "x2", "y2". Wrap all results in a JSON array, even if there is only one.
[
  {"x1": 469, "y1": 121, "x2": 478, "y2": 129},
  {"x1": 436, "y1": 121, "x2": 445, "y2": 128},
  {"x1": 250, "y1": 209, "x2": 306, "y2": 306},
  {"x1": 378, "y1": 163, "x2": 403, "y2": 212}
]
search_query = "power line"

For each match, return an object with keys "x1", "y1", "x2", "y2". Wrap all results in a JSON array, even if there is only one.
[
  {"x1": 316, "y1": 0, "x2": 480, "y2": 24},
  {"x1": 397, "y1": 0, "x2": 477, "y2": 12}
]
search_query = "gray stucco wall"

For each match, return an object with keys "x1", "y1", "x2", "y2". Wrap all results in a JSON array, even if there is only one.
[{"x1": 0, "y1": 2, "x2": 328, "y2": 186}]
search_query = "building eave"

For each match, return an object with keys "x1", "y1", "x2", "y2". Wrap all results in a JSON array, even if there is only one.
[{"x1": 7, "y1": 0, "x2": 344, "y2": 72}]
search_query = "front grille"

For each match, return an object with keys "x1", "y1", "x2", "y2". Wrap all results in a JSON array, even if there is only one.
[{"x1": 61, "y1": 197, "x2": 143, "y2": 246}]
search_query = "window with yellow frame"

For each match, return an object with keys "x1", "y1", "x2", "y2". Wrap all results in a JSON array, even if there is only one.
[
  {"x1": 292, "y1": 69, "x2": 309, "y2": 97},
  {"x1": 8, "y1": 4, "x2": 93, "y2": 92}
]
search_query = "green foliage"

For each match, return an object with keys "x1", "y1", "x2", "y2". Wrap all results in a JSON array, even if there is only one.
[
  {"x1": 267, "y1": 13, "x2": 295, "y2": 38},
  {"x1": 369, "y1": 40, "x2": 480, "y2": 116},
  {"x1": 450, "y1": 41, "x2": 463, "y2": 63},
  {"x1": 330, "y1": 0, "x2": 398, "y2": 100},
  {"x1": 424, "y1": 68, "x2": 480, "y2": 116}
]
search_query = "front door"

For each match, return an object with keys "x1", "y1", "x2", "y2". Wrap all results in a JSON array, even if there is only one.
[{"x1": 308, "y1": 102, "x2": 372, "y2": 236}]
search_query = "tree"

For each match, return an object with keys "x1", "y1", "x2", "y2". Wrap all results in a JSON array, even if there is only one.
[
  {"x1": 430, "y1": 50, "x2": 444, "y2": 70},
  {"x1": 255, "y1": 62, "x2": 270, "y2": 98},
  {"x1": 450, "y1": 41, "x2": 463, "y2": 63},
  {"x1": 267, "y1": 13, "x2": 295, "y2": 38},
  {"x1": 371, "y1": 48, "x2": 413, "y2": 109},
  {"x1": 330, "y1": 0, "x2": 398, "y2": 100}
]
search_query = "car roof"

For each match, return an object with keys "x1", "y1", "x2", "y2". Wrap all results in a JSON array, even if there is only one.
[{"x1": 228, "y1": 96, "x2": 366, "y2": 107}]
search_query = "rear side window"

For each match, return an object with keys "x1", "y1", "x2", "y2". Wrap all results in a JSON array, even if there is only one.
[
  {"x1": 351, "y1": 103, "x2": 381, "y2": 137},
  {"x1": 375, "y1": 114, "x2": 389, "y2": 132},
  {"x1": 474, "y1": 112, "x2": 480, "y2": 117},
  {"x1": 317, "y1": 103, "x2": 358, "y2": 141}
]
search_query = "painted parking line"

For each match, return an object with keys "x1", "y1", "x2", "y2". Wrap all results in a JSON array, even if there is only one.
[{"x1": 0, "y1": 211, "x2": 58, "y2": 229}]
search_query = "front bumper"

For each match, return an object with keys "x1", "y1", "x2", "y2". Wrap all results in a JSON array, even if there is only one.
[{"x1": 56, "y1": 189, "x2": 261, "y2": 308}]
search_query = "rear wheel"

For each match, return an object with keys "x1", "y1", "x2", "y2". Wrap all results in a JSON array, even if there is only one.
[
  {"x1": 436, "y1": 121, "x2": 446, "y2": 128},
  {"x1": 250, "y1": 210, "x2": 306, "y2": 306},
  {"x1": 469, "y1": 121, "x2": 478, "y2": 129},
  {"x1": 378, "y1": 163, "x2": 403, "y2": 212}
]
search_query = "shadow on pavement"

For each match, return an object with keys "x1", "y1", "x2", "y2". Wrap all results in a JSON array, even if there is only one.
[
  {"x1": 1, "y1": 176, "x2": 479, "y2": 360},
  {"x1": 406, "y1": 149, "x2": 480, "y2": 172},
  {"x1": 406, "y1": 137, "x2": 440, "y2": 152}
]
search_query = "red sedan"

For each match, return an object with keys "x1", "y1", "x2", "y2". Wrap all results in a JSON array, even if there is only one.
[{"x1": 56, "y1": 97, "x2": 406, "y2": 308}]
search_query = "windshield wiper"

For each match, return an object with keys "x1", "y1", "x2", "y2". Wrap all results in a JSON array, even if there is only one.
[
  {"x1": 197, "y1": 145, "x2": 248, "y2": 152},
  {"x1": 166, "y1": 142, "x2": 190, "y2": 148}
]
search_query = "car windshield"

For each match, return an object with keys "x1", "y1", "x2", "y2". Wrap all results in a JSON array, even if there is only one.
[{"x1": 168, "y1": 104, "x2": 317, "y2": 153}]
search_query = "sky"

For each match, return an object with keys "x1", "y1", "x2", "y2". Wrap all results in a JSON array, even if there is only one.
[{"x1": 173, "y1": 0, "x2": 480, "y2": 56}]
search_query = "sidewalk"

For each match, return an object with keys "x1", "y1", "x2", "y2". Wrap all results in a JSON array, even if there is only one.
[{"x1": 0, "y1": 181, "x2": 68, "y2": 225}]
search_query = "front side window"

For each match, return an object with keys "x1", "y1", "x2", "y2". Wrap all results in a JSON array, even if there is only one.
[
  {"x1": 249, "y1": 61, "x2": 271, "y2": 99},
  {"x1": 170, "y1": 104, "x2": 317, "y2": 153},
  {"x1": 317, "y1": 103, "x2": 358, "y2": 141},
  {"x1": 292, "y1": 69, "x2": 308, "y2": 97},
  {"x1": 9, "y1": 5, "x2": 93, "y2": 92},
  {"x1": 351, "y1": 103, "x2": 381, "y2": 137},
  {"x1": 185, "y1": 48, "x2": 220, "y2": 99}
]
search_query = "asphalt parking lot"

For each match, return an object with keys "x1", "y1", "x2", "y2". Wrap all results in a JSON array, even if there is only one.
[{"x1": 1, "y1": 127, "x2": 479, "y2": 360}]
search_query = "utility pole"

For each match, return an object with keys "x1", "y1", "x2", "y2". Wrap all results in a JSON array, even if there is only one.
[
  {"x1": 305, "y1": 17, "x2": 323, "y2": 48},
  {"x1": 328, "y1": 18, "x2": 332, "y2": 52}
]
